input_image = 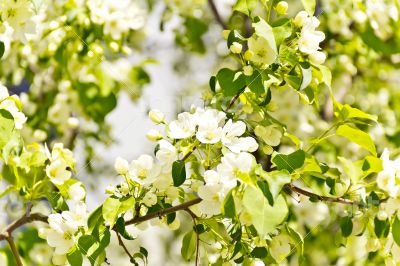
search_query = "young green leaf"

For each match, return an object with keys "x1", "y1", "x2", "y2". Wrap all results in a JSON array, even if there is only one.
[
  {"x1": 67, "y1": 248, "x2": 83, "y2": 266},
  {"x1": 181, "y1": 231, "x2": 197, "y2": 261},
  {"x1": 243, "y1": 185, "x2": 288, "y2": 237},
  {"x1": 301, "y1": 0, "x2": 316, "y2": 15},
  {"x1": 340, "y1": 216, "x2": 353, "y2": 237},
  {"x1": 216, "y1": 68, "x2": 246, "y2": 96},
  {"x1": 272, "y1": 150, "x2": 306, "y2": 173},
  {"x1": 172, "y1": 160, "x2": 186, "y2": 186},
  {"x1": 336, "y1": 124, "x2": 377, "y2": 155},
  {"x1": 392, "y1": 216, "x2": 400, "y2": 246},
  {"x1": 102, "y1": 196, "x2": 135, "y2": 228}
]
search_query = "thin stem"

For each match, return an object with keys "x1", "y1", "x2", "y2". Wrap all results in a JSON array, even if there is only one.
[
  {"x1": 5, "y1": 235, "x2": 23, "y2": 266},
  {"x1": 125, "y1": 198, "x2": 202, "y2": 226},
  {"x1": 286, "y1": 184, "x2": 360, "y2": 206},
  {"x1": 208, "y1": 0, "x2": 228, "y2": 29},
  {"x1": 185, "y1": 209, "x2": 200, "y2": 266},
  {"x1": 115, "y1": 231, "x2": 134, "y2": 261}
]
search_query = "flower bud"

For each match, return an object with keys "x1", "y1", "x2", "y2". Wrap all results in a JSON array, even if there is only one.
[
  {"x1": 33, "y1": 129, "x2": 47, "y2": 142},
  {"x1": 294, "y1": 11, "x2": 308, "y2": 27},
  {"x1": 105, "y1": 185, "x2": 116, "y2": 194},
  {"x1": 148, "y1": 109, "x2": 165, "y2": 124},
  {"x1": 146, "y1": 129, "x2": 163, "y2": 141},
  {"x1": 230, "y1": 42, "x2": 242, "y2": 54},
  {"x1": 276, "y1": 1, "x2": 288, "y2": 15},
  {"x1": 244, "y1": 50, "x2": 254, "y2": 61},
  {"x1": 243, "y1": 65, "x2": 253, "y2": 76},
  {"x1": 377, "y1": 210, "x2": 388, "y2": 221},
  {"x1": 222, "y1": 30, "x2": 230, "y2": 40},
  {"x1": 114, "y1": 157, "x2": 129, "y2": 175},
  {"x1": 309, "y1": 51, "x2": 326, "y2": 65},
  {"x1": 143, "y1": 192, "x2": 158, "y2": 207},
  {"x1": 67, "y1": 117, "x2": 79, "y2": 129}
]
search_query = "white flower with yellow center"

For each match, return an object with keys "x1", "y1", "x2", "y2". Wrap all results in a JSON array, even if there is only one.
[
  {"x1": 247, "y1": 36, "x2": 277, "y2": 68},
  {"x1": 298, "y1": 16, "x2": 325, "y2": 55},
  {"x1": 46, "y1": 158, "x2": 72, "y2": 185},
  {"x1": 197, "y1": 170, "x2": 227, "y2": 216},
  {"x1": 41, "y1": 212, "x2": 79, "y2": 255},
  {"x1": 129, "y1": 154, "x2": 160, "y2": 185},
  {"x1": 217, "y1": 152, "x2": 255, "y2": 182},
  {"x1": 221, "y1": 119, "x2": 258, "y2": 153},
  {"x1": 168, "y1": 112, "x2": 197, "y2": 139},
  {"x1": 196, "y1": 119, "x2": 223, "y2": 144}
]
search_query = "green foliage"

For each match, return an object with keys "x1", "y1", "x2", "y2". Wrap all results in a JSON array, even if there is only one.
[
  {"x1": 243, "y1": 185, "x2": 288, "y2": 237},
  {"x1": 172, "y1": 160, "x2": 186, "y2": 186},
  {"x1": 102, "y1": 196, "x2": 135, "y2": 228}
]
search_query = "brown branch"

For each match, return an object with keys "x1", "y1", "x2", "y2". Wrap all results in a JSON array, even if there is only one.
[
  {"x1": 286, "y1": 184, "x2": 360, "y2": 206},
  {"x1": 208, "y1": 0, "x2": 228, "y2": 29},
  {"x1": 5, "y1": 236, "x2": 23, "y2": 266},
  {"x1": 125, "y1": 198, "x2": 202, "y2": 225},
  {"x1": 185, "y1": 209, "x2": 200, "y2": 266},
  {"x1": 0, "y1": 213, "x2": 48, "y2": 241},
  {"x1": 182, "y1": 146, "x2": 198, "y2": 161}
]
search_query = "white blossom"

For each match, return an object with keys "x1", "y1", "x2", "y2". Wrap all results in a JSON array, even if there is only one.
[{"x1": 129, "y1": 154, "x2": 160, "y2": 185}]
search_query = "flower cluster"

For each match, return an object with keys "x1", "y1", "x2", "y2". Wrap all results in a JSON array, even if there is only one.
[
  {"x1": 295, "y1": 11, "x2": 326, "y2": 65},
  {"x1": 45, "y1": 143, "x2": 75, "y2": 185},
  {"x1": 88, "y1": 0, "x2": 146, "y2": 39},
  {"x1": 0, "y1": 0, "x2": 36, "y2": 46}
]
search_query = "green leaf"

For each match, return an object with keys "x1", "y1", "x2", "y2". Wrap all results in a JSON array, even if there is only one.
[
  {"x1": 102, "y1": 196, "x2": 135, "y2": 228},
  {"x1": 272, "y1": 150, "x2": 306, "y2": 173},
  {"x1": 227, "y1": 30, "x2": 245, "y2": 47},
  {"x1": 88, "y1": 206, "x2": 104, "y2": 232},
  {"x1": 334, "y1": 102, "x2": 377, "y2": 122},
  {"x1": 245, "y1": 69, "x2": 264, "y2": 95},
  {"x1": 116, "y1": 217, "x2": 135, "y2": 240},
  {"x1": 361, "y1": 26, "x2": 400, "y2": 55},
  {"x1": 256, "y1": 180, "x2": 273, "y2": 206},
  {"x1": 300, "y1": 0, "x2": 316, "y2": 15},
  {"x1": 250, "y1": 247, "x2": 268, "y2": 258},
  {"x1": 392, "y1": 216, "x2": 400, "y2": 246},
  {"x1": 216, "y1": 68, "x2": 246, "y2": 96},
  {"x1": 181, "y1": 231, "x2": 197, "y2": 261},
  {"x1": 286, "y1": 225, "x2": 304, "y2": 260},
  {"x1": 0, "y1": 41, "x2": 4, "y2": 59},
  {"x1": 172, "y1": 160, "x2": 186, "y2": 186},
  {"x1": 78, "y1": 229, "x2": 111, "y2": 266},
  {"x1": 336, "y1": 124, "x2": 376, "y2": 155},
  {"x1": 340, "y1": 216, "x2": 353, "y2": 237},
  {"x1": 272, "y1": 18, "x2": 292, "y2": 47},
  {"x1": 67, "y1": 248, "x2": 83, "y2": 266},
  {"x1": 175, "y1": 16, "x2": 208, "y2": 53},
  {"x1": 243, "y1": 185, "x2": 288, "y2": 237},
  {"x1": 252, "y1": 17, "x2": 277, "y2": 55},
  {"x1": 233, "y1": 0, "x2": 258, "y2": 15},
  {"x1": 374, "y1": 217, "x2": 390, "y2": 238},
  {"x1": 299, "y1": 63, "x2": 312, "y2": 90},
  {"x1": 222, "y1": 190, "x2": 236, "y2": 219},
  {"x1": 0, "y1": 110, "x2": 16, "y2": 151}
]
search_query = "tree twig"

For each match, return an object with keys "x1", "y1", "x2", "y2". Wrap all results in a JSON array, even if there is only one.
[
  {"x1": 185, "y1": 209, "x2": 200, "y2": 266},
  {"x1": 5, "y1": 235, "x2": 23, "y2": 266},
  {"x1": 0, "y1": 213, "x2": 48, "y2": 241},
  {"x1": 125, "y1": 198, "x2": 202, "y2": 226},
  {"x1": 115, "y1": 231, "x2": 134, "y2": 261},
  {"x1": 286, "y1": 184, "x2": 360, "y2": 206},
  {"x1": 208, "y1": 0, "x2": 228, "y2": 29}
]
